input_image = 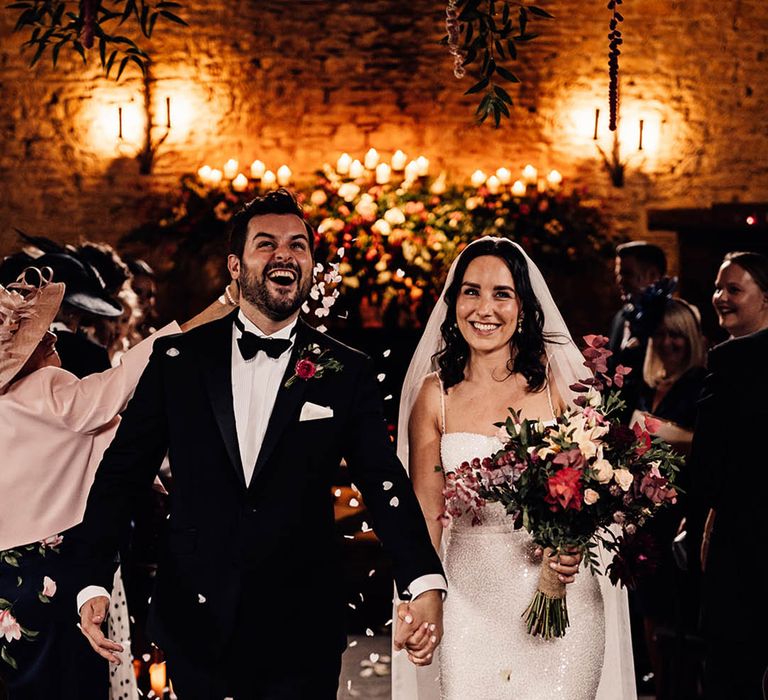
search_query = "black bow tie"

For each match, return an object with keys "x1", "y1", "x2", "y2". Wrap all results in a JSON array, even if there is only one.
[{"x1": 234, "y1": 317, "x2": 293, "y2": 360}]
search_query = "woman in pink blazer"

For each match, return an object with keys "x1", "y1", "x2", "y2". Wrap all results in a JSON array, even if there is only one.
[{"x1": 0, "y1": 268, "x2": 235, "y2": 699}]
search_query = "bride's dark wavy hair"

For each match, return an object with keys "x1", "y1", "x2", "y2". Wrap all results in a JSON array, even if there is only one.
[{"x1": 435, "y1": 238, "x2": 547, "y2": 391}]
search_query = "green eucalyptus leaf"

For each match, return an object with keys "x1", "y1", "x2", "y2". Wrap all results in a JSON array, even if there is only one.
[
  {"x1": 1, "y1": 645, "x2": 18, "y2": 670},
  {"x1": 528, "y1": 5, "x2": 555, "y2": 19},
  {"x1": 158, "y1": 10, "x2": 188, "y2": 26},
  {"x1": 496, "y1": 65, "x2": 520, "y2": 82},
  {"x1": 465, "y1": 76, "x2": 490, "y2": 95},
  {"x1": 494, "y1": 84, "x2": 513, "y2": 104}
]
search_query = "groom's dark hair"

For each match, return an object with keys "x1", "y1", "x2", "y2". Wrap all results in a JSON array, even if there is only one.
[{"x1": 229, "y1": 188, "x2": 315, "y2": 259}]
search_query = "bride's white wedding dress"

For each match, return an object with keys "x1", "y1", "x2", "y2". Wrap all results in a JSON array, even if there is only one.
[{"x1": 439, "y1": 430, "x2": 605, "y2": 700}]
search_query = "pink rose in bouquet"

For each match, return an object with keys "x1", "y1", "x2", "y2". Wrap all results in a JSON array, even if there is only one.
[{"x1": 441, "y1": 335, "x2": 683, "y2": 639}]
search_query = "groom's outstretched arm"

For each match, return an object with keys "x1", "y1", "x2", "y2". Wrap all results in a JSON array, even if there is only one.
[{"x1": 71, "y1": 340, "x2": 172, "y2": 656}]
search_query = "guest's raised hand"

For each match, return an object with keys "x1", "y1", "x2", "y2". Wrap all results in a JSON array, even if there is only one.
[{"x1": 79, "y1": 596, "x2": 124, "y2": 664}]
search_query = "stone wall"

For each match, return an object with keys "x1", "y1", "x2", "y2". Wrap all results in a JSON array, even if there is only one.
[{"x1": 1, "y1": 0, "x2": 767, "y2": 265}]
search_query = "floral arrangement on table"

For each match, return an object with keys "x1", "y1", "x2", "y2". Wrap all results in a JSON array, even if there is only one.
[
  {"x1": 121, "y1": 154, "x2": 618, "y2": 329},
  {"x1": 442, "y1": 335, "x2": 683, "y2": 639}
]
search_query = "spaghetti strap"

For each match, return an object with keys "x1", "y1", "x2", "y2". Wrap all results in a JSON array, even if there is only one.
[
  {"x1": 435, "y1": 374, "x2": 447, "y2": 434},
  {"x1": 545, "y1": 360, "x2": 557, "y2": 420}
]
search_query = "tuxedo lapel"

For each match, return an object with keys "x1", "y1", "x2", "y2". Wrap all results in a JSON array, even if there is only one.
[
  {"x1": 249, "y1": 321, "x2": 311, "y2": 485},
  {"x1": 200, "y1": 311, "x2": 246, "y2": 489}
]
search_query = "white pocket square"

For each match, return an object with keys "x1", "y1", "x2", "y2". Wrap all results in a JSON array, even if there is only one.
[{"x1": 299, "y1": 402, "x2": 334, "y2": 422}]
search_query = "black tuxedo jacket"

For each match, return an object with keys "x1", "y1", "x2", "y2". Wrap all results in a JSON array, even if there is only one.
[{"x1": 73, "y1": 312, "x2": 443, "y2": 662}]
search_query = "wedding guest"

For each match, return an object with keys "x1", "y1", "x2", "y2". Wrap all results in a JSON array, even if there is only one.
[
  {"x1": 630, "y1": 297, "x2": 707, "y2": 700},
  {"x1": 687, "y1": 250, "x2": 768, "y2": 700},
  {"x1": 125, "y1": 258, "x2": 158, "y2": 337},
  {"x1": 0, "y1": 267, "x2": 235, "y2": 699}
]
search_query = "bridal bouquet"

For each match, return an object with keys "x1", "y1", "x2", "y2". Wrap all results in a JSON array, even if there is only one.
[{"x1": 441, "y1": 335, "x2": 683, "y2": 639}]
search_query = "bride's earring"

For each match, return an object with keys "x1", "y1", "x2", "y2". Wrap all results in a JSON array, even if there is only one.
[{"x1": 517, "y1": 313, "x2": 524, "y2": 334}]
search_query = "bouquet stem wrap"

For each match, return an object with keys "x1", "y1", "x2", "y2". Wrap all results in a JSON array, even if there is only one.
[{"x1": 522, "y1": 548, "x2": 569, "y2": 639}]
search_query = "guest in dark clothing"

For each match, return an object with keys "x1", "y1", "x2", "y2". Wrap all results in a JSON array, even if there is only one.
[
  {"x1": 609, "y1": 241, "x2": 667, "y2": 421},
  {"x1": 687, "y1": 251, "x2": 768, "y2": 700},
  {"x1": 631, "y1": 298, "x2": 707, "y2": 699}
]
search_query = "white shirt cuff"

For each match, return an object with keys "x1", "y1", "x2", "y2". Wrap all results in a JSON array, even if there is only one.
[
  {"x1": 77, "y1": 586, "x2": 111, "y2": 614},
  {"x1": 405, "y1": 574, "x2": 448, "y2": 601}
]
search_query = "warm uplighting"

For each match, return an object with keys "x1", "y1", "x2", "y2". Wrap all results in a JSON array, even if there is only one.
[
  {"x1": 486, "y1": 175, "x2": 501, "y2": 194},
  {"x1": 208, "y1": 168, "x2": 223, "y2": 185},
  {"x1": 404, "y1": 160, "x2": 420, "y2": 182},
  {"x1": 522, "y1": 164, "x2": 538, "y2": 184},
  {"x1": 496, "y1": 167, "x2": 511, "y2": 185},
  {"x1": 262, "y1": 170, "x2": 277, "y2": 188},
  {"x1": 547, "y1": 169, "x2": 563, "y2": 187},
  {"x1": 223, "y1": 159, "x2": 238, "y2": 180},
  {"x1": 376, "y1": 163, "x2": 391, "y2": 185},
  {"x1": 149, "y1": 661, "x2": 166, "y2": 696},
  {"x1": 391, "y1": 150, "x2": 407, "y2": 171},
  {"x1": 511, "y1": 180, "x2": 526, "y2": 196},
  {"x1": 250, "y1": 159, "x2": 265, "y2": 179},
  {"x1": 336, "y1": 152, "x2": 352, "y2": 175},
  {"x1": 470, "y1": 170, "x2": 487, "y2": 188},
  {"x1": 349, "y1": 159, "x2": 365, "y2": 179},
  {"x1": 415, "y1": 156, "x2": 429, "y2": 177},
  {"x1": 197, "y1": 165, "x2": 212, "y2": 182},
  {"x1": 277, "y1": 165, "x2": 292, "y2": 186},
  {"x1": 364, "y1": 148, "x2": 379, "y2": 170},
  {"x1": 232, "y1": 173, "x2": 248, "y2": 192}
]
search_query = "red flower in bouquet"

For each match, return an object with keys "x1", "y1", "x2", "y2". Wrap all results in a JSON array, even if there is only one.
[{"x1": 545, "y1": 466, "x2": 583, "y2": 512}]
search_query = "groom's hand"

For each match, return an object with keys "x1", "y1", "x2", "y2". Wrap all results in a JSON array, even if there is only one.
[
  {"x1": 394, "y1": 590, "x2": 443, "y2": 666},
  {"x1": 79, "y1": 596, "x2": 124, "y2": 664}
]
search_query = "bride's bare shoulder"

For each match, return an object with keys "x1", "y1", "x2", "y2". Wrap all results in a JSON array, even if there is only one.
[{"x1": 410, "y1": 372, "x2": 443, "y2": 423}]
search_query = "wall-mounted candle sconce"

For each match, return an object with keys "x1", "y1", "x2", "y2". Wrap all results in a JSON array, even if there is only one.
[{"x1": 592, "y1": 108, "x2": 648, "y2": 188}]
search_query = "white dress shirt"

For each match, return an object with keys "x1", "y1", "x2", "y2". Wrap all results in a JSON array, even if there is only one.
[{"x1": 231, "y1": 311, "x2": 295, "y2": 485}]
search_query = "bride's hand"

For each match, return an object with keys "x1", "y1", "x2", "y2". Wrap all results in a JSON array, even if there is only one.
[{"x1": 533, "y1": 546, "x2": 582, "y2": 584}]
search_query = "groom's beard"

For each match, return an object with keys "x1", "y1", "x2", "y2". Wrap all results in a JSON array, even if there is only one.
[{"x1": 239, "y1": 257, "x2": 311, "y2": 321}]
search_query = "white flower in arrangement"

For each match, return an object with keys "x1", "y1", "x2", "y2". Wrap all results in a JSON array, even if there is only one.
[
  {"x1": 372, "y1": 219, "x2": 392, "y2": 236},
  {"x1": 584, "y1": 489, "x2": 600, "y2": 505},
  {"x1": 585, "y1": 387, "x2": 602, "y2": 407},
  {"x1": 338, "y1": 182, "x2": 360, "y2": 202},
  {"x1": 310, "y1": 189, "x2": 328, "y2": 205},
  {"x1": 465, "y1": 196, "x2": 483, "y2": 210},
  {"x1": 613, "y1": 468, "x2": 634, "y2": 492},
  {"x1": 318, "y1": 217, "x2": 344, "y2": 234},
  {"x1": 591, "y1": 457, "x2": 615, "y2": 484},
  {"x1": 355, "y1": 194, "x2": 378, "y2": 220},
  {"x1": 384, "y1": 207, "x2": 406, "y2": 225},
  {"x1": 568, "y1": 412, "x2": 609, "y2": 460}
]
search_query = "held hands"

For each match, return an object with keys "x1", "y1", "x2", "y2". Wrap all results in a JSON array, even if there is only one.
[
  {"x1": 394, "y1": 589, "x2": 443, "y2": 666},
  {"x1": 534, "y1": 546, "x2": 583, "y2": 584},
  {"x1": 79, "y1": 596, "x2": 124, "y2": 665}
]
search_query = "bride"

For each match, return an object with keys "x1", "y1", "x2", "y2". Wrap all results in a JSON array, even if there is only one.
[{"x1": 392, "y1": 237, "x2": 636, "y2": 699}]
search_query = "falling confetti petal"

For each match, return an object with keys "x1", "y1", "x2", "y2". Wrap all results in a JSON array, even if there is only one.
[
  {"x1": 382, "y1": 481, "x2": 393, "y2": 491},
  {"x1": 317, "y1": 325, "x2": 328, "y2": 333},
  {"x1": 384, "y1": 394, "x2": 393, "y2": 401},
  {"x1": 198, "y1": 594, "x2": 206, "y2": 603},
  {"x1": 361, "y1": 521, "x2": 371, "y2": 532},
  {"x1": 338, "y1": 248, "x2": 345, "y2": 259},
  {"x1": 385, "y1": 619, "x2": 393, "y2": 626},
  {"x1": 377, "y1": 373, "x2": 386, "y2": 382},
  {"x1": 334, "y1": 488, "x2": 342, "y2": 497},
  {"x1": 348, "y1": 603, "x2": 357, "y2": 610},
  {"x1": 349, "y1": 498, "x2": 360, "y2": 507},
  {"x1": 344, "y1": 535, "x2": 355, "y2": 540},
  {"x1": 368, "y1": 569, "x2": 376, "y2": 577},
  {"x1": 389, "y1": 496, "x2": 400, "y2": 507},
  {"x1": 142, "y1": 653, "x2": 151, "y2": 662},
  {"x1": 130, "y1": 616, "x2": 135, "y2": 624},
  {"x1": 359, "y1": 592, "x2": 364, "y2": 602},
  {"x1": 370, "y1": 653, "x2": 380, "y2": 662},
  {"x1": 366, "y1": 628, "x2": 374, "y2": 636},
  {"x1": 383, "y1": 349, "x2": 391, "y2": 357},
  {"x1": 347, "y1": 680, "x2": 352, "y2": 690},
  {"x1": 351, "y1": 482, "x2": 359, "y2": 493},
  {"x1": 348, "y1": 640, "x2": 358, "y2": 648},
  {"x1": 360, "y1": 667, "x2": 374, "y2": 678}
]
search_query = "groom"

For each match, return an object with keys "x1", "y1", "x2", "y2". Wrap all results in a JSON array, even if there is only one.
[{"x1": 73, "y1": 189, "x2": 445, "y2": 698}]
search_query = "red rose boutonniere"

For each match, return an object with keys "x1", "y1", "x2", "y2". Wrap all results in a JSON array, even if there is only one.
[{"x1": 285, "y1": 343, "x2": 343, "y2": 388}]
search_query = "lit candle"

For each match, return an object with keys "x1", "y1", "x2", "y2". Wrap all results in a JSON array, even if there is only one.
[
  {"x1": 496, "y1": 167, "x2": 512, "y2": 184},
  {"x1": 232, "y1": 173, "x2": 248, "y2": 192},
  {"x1": 250, "y1": 159, "x2": 265, "y2": 179},
  {"x1": 375, "y1": 163, "x2": 391, "y2": 185},
  {"x1": 593, "y1": 108, "x2": 600, "y2": 140},
  {"x1": 197, "y1": 165, "x2": 212, "y2": 182},
  {"x1": 277, "y1": 165, "x2": 292, "y2": 186},
  {"x1": 486, "y1": 175, "x2": 501, "y2": 194},
  {"x1": 404, "y1": 160, "x2": 420, "y2": 182},
  {"x1": 336, "y1": 153, "x2": 352, "y2": 175},
  {"x1": 117, "y1": 106, "x2": 123, "y2": 140},
  {"x1": 209, "y1": 169, "x2": 223, "y2": 185},
  {"x1": 349, "y1": 159, "x2": 365, "y2": 179},
  {"x1": 391, "y1": 150, "x2": 407, "y2": 171},
  {"x1": 364, "y1": 148, "x2": 379, "y2": 170},
  {"x1": 262, "y1": 170, "x2": 277, "y2": 188},
  {"x1": 470, "y1": 170, "x2": 486, "y2": 188},
  {"x1": 223, "y1": 159, "x2": 239, "y2": 180},
  {"x1": 522, "y1": 164, "x2": 537, "y2": 184},
  {"x1": 415, "y1": 156, "x2": 429, "y2": 177},
  {"x1": 546, "y1": 169, "x2": 563, "y2": 187},
  {"x1": 638, "y1": 119, "x2": 645, "y2": 151},
  {"x1": 430, "y1": 172, "x2": 447, "y2": 195},
  {"x1": 149, "y1": 662, "x2": 166, "y2": 697},
  {"x1": 165, "y1": 96, "x2": 171, "y2": 129},
  {"x1": 511, "y1": 180, "x2": 526, "y2": 196}
]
